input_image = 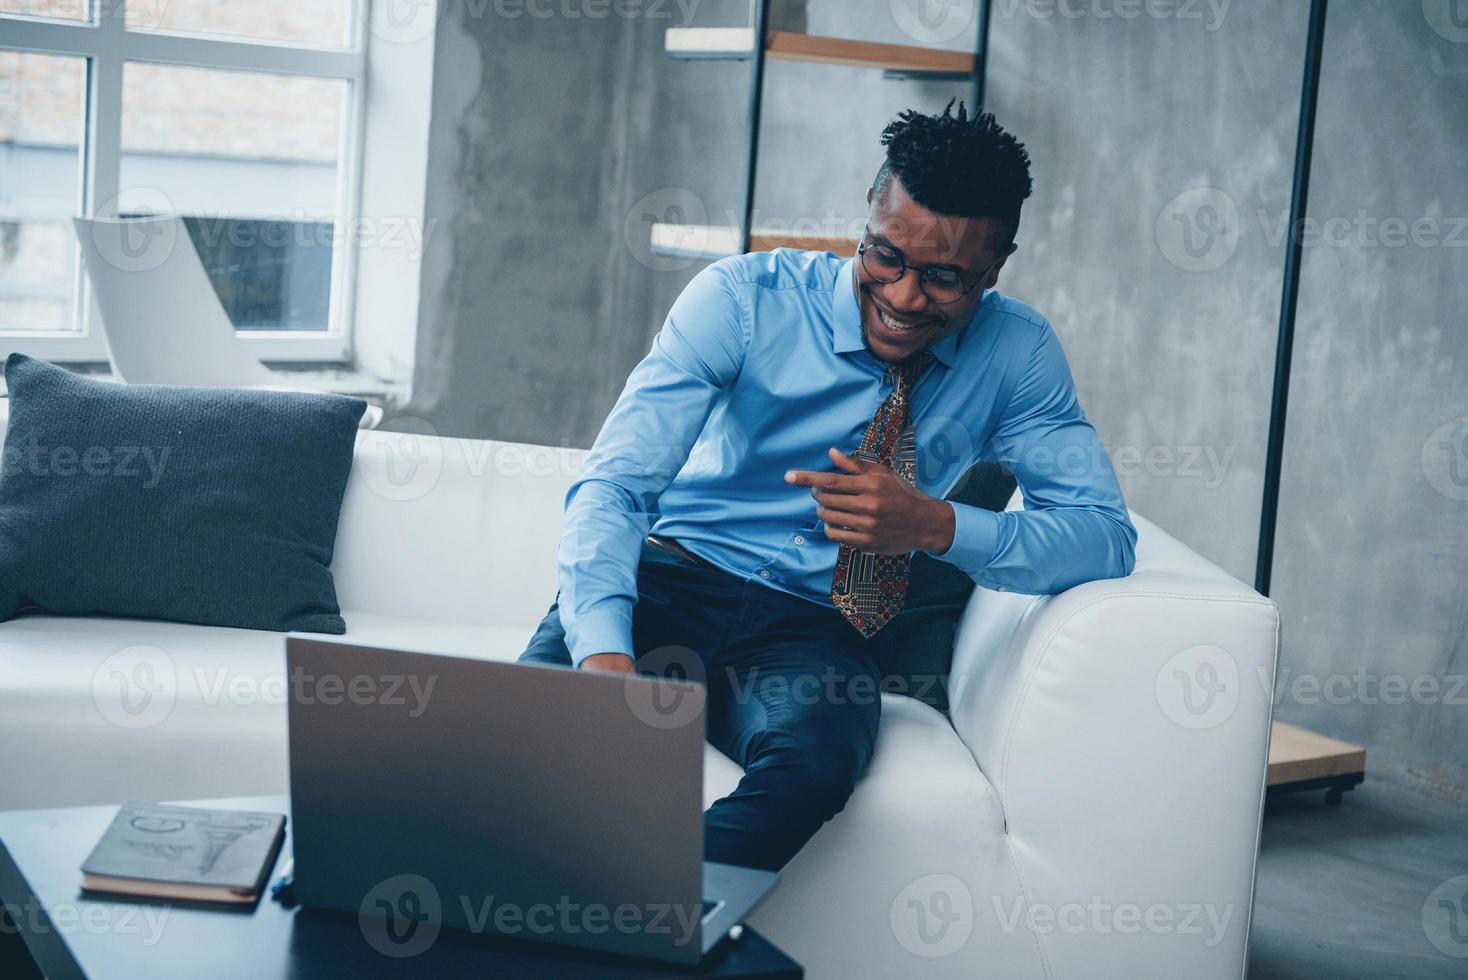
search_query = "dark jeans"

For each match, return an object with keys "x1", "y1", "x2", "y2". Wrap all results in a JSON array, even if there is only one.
[{"x1": 520, "y1": 541, "x2": 881, "y2": 871}]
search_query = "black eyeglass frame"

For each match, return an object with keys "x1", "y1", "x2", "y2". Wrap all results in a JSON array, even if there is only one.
[{"x1": 856, "y1": 232, "x2": 1005, "y2": 305}]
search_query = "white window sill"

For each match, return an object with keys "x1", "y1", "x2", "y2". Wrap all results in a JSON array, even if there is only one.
[{"x1": 0, "y1": 362, "x2": 409, "y2": 411}]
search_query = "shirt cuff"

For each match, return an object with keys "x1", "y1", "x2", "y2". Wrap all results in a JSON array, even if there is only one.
[
  {"x1": 565, "y1": 603, "x2": 635, "y2": 669},
  {"x1": 927, "y1": 501, "x2": 1002, "y2": 577}
]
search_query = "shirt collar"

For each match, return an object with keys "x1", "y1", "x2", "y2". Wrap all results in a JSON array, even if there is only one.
[{"x1": 831, "y1": 258, "x2": 967, "y2": 369}]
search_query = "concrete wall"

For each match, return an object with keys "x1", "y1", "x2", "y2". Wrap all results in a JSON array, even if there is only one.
[
  {"x1": 408, "y1": 0, "x2": 975, "y2": 445},
  {"x1": 1270, "y1": 1, "x2": 1468, "y2": 803},
  {"x1": 407, "y1": 0, "x2": 1468, "y2": 802}
]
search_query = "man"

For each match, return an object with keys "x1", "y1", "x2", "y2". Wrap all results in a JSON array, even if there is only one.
[{"x1": 521, "y1": 102, "x2": 1136, "y2": 872}]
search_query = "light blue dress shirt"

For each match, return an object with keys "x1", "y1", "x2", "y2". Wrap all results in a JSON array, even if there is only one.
[{"x1": 558, "y1": 249, "x2": 1136, "y2": 666}]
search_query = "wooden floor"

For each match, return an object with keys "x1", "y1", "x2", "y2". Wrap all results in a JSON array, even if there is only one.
[{"x1": 1268, "y1": 721, "x2": 1366, "y2": 786}]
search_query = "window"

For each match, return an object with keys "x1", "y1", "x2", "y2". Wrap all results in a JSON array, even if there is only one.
[{"x1": 1, "y1": 0, "x2": 366, "y2": 362}]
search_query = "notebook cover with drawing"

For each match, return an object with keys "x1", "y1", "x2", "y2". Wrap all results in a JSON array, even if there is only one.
[{"x1": 80, "y1": 802, "x2": 286, "y2": 903}]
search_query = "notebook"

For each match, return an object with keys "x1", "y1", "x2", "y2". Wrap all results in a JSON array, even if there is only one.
[{"x1": 80, "y1": 802, "x2": 286, "y2": 904}]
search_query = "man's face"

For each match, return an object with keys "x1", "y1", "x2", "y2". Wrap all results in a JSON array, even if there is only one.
[{"x1": 855, "y1": 178, "x2": 1015, "y2": 363}]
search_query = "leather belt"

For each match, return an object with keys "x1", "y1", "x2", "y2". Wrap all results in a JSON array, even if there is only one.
[{"x1": 647, "y1": 535, "x2": 716, "y2": 570}]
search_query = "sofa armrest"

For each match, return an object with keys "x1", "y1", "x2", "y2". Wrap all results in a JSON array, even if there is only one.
[{"x1": 946, "y1": 511, "x2": 1279, "y2": 978}]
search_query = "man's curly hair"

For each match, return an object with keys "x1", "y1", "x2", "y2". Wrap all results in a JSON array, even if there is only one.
[{"x1": 875, "y1": 100, "x2": 1033, "y2": 241}]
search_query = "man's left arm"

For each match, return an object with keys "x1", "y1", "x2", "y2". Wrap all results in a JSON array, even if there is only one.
[
  {"x1": 788, "y1": 322, "x2": 1136, "y2": 594},
  {"x1": 933, "y1": 322, "x2": 1137, "y2": 593}
]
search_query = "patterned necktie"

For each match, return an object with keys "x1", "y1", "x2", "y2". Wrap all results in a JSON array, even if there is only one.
[{"x1": 831, "y1": 351, "x2": 934, "y2": 638}]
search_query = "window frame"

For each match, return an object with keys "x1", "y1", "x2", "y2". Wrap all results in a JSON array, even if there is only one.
[{"x1": 1, "y1": 2, "x2": 368, "y2": 364}]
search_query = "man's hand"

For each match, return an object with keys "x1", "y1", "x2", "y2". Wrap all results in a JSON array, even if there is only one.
[
  {"x1": 785, "y1": 448, "x2": 955, "y2": 555},
  {"x1": 581, "y1": 653, "x2": 636, "y2": 674}
]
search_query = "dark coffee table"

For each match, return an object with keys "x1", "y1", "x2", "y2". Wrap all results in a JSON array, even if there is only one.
[{"x1": 0, "y1": 796, "x2": 800, "y2": 979}]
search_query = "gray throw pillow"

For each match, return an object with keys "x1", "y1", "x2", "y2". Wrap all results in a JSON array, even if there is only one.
[
  {"x1": 874, "y1": 461, "x2": 1018, "y2": 714},
  {"x1": 0, "y1": 355, "x2": 365, "y2": 633}
]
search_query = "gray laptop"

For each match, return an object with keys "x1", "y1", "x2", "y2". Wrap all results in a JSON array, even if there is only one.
[{"x1": 285, "y1": 638, "x2": 778, "y2": 965}]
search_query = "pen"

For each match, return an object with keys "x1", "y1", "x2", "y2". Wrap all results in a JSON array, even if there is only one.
[{"x1": 269, "y1": 858, "x2": 295, "y2": 904}]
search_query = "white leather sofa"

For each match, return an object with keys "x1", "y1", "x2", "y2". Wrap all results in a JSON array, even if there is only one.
[{"x1": 0, "y1": 409, "x2": 1280, "y2": 979}]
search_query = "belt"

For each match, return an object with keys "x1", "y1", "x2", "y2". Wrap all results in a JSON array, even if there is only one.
[{"x1": 647, "y1": 535, "x2": 717, "y2": 570}]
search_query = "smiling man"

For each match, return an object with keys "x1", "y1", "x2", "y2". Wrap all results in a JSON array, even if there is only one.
[{"x1": 520, "y1": 102, "x2": 1137, "y2": 871}]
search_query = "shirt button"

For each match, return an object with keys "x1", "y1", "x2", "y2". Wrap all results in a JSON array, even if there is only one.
[
  {"x1": 759, "y1": 570, "x2": 771, "y2": 579},
  {"x1": 793, "y1": 535, "x2": 806, "y2": 546}
]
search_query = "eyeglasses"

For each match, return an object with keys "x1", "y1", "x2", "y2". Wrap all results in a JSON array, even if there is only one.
[{"x1": 856, "y1": 233, "x2": 1000, "y2": 305}]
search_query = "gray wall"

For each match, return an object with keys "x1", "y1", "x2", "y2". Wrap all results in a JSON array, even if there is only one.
[
  {"x1": 407, "y1": 0, "x2": 1468, "y2": 802},
  {"x1": 410, "y1": 0, "x2": 975, "y2": 446},
  {"x1": 1271, "y1": 2, "x2": 1468, "y2": 803}
]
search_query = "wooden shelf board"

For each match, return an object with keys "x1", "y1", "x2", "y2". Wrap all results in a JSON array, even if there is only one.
[
  {"x1": 665, "y1": 28, "x2": 976, "y2": 75},
  {"x1": 650, "y1": 223, "x2": 858, "y2": 260},
  {"x1": 1267, "y1": 721, "x2": 1366, "y2": 786}
]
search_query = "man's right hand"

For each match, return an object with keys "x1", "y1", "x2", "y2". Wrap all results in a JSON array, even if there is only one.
[{"x1": 581, "y1": 653, "x2": 636, "y2": 674}]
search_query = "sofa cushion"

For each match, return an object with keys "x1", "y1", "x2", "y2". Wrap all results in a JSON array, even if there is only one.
[
  {"x1": 0, "y1": 355, "x2": 365, "y2": 633},
  {"x1": 0, "y1": 610, "x2": 542, "y2": 811}
]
